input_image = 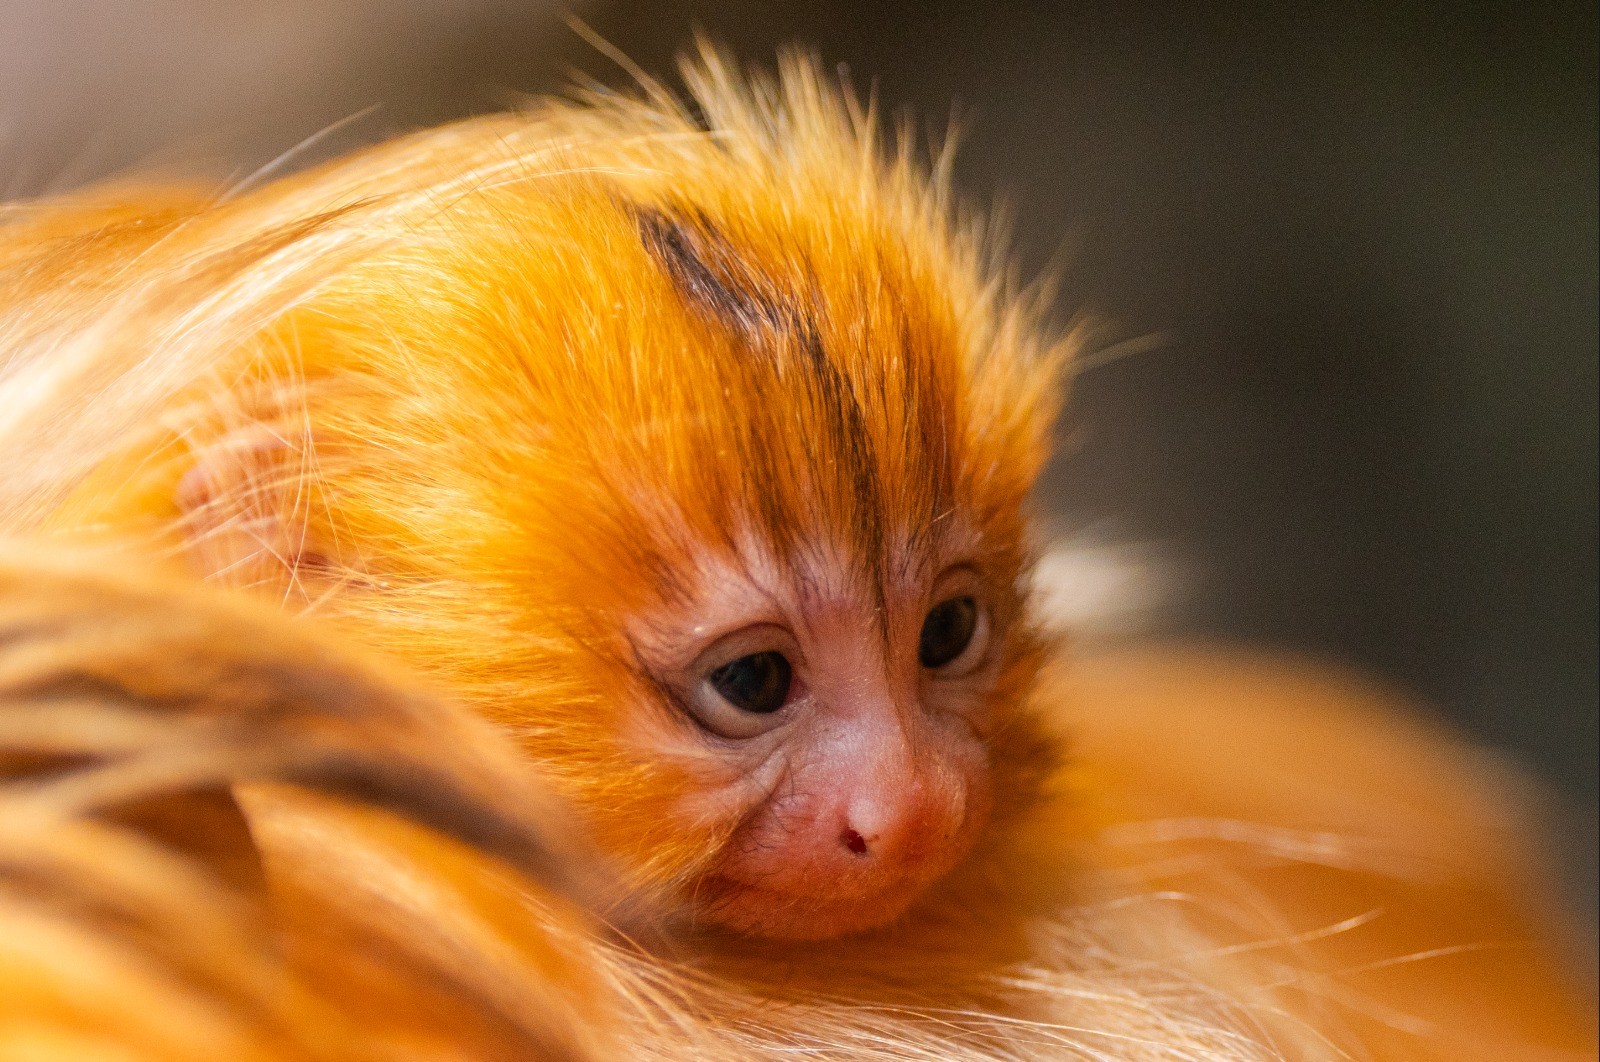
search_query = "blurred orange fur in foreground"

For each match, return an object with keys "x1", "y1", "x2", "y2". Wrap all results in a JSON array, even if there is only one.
[{"x1": 0, "y1": 47, "x2": 1593, "y2": 1060}]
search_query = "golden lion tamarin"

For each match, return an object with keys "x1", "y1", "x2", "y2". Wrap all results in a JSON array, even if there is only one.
[{"x1": 0, "y1": 46, "x2": 1593, "y2": 1060}]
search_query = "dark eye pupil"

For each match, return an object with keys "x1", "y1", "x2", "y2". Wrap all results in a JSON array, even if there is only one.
[
  {"x1": 708, "y1": 651, "x2": 792, "y2": 714},
  {"x1": 919, "y1": 596, "x2": 978, "y2": 668}
]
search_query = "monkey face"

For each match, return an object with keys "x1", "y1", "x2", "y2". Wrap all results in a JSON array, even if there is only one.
[{"x1": 620, "y1": 535, "x2": 1005, "y2": 940}]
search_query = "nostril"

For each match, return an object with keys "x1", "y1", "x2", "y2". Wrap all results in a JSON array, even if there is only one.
[{"x1": 842, "y1": 828, "x2": 869, "y2": 856}]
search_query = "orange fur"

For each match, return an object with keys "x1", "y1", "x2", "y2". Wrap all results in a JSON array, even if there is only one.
[
  {"x1": 0, "y1": 46, "x2": 1592, "y2": 1060},
  {"x1": 11, "y1": 47, "x2": 1065, "y2": 908},
  {"x1": 0, "y1": 551, "x2": 620, "y2": 1061}
]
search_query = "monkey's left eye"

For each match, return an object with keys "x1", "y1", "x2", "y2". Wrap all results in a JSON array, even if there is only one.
[{"x1": 918, "y1": 595, "x2": 989, "y2": 675}]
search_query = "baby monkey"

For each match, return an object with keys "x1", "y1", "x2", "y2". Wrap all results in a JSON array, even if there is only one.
[
  {"x1": 11, "y1": 50, "x2": 1060, "y2": 943},
  {"x1": 2, "y1": 46, "x2": 1593, "y2": 1061}
]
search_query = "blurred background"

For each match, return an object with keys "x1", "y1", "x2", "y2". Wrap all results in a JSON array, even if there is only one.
[{"x1": 3, "y1": 0, "x2": 1595, "y2": 958}]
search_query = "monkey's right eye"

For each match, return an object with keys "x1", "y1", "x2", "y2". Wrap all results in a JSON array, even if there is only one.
[
  {"x1": 709, "y1": 651, "x2": 792, "y2": 714},
  {"x1": 685, "y1": 637, "x2": 801, "y2": 739}
]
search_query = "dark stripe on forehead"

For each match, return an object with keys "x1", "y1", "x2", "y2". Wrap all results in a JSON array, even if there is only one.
[
  {"x1": 634, "y1": 207, "x2": 785, "y2": 343},
  {"x1": 800, "y1": 328, "x2": 888, "y2": 612},
  {"x1": 632, "y1": 203, "x2": 892, "y2": 621}
]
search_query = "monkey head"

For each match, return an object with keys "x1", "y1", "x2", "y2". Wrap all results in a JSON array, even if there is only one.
[{"x1": 151, "y1": 67, "x2": 1066, "y2": 940}]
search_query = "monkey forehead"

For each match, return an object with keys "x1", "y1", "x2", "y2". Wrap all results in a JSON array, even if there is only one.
[
  {"x1": 621, "y1": 521, "x2": 982, "y2": 661},
  {"x1": 530, "y1": 192, "x2": 1032, "y2": 580},
  {"x1": 243, "y1": 81, "x2": 1057, "y2": 615}
]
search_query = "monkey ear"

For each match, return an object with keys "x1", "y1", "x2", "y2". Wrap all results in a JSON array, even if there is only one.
[{"x1": 175, "y1": 426, "x2": 339, "y2": 601}]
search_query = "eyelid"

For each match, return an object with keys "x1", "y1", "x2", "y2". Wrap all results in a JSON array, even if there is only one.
[
  {"x1": 927, "y1": 564, "x2": 986, "y2": 610},
  {"x1": 690, "y1": 622, "x2": 804, "y2": 677}
]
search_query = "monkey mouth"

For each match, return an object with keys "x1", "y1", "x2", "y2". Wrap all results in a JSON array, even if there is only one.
[
  {"x1": 689, "y1": 841, "x2": 969, "y2": 940},
  {"x1": 684, "y1": 785, "x2": 994, "y2": 940}
]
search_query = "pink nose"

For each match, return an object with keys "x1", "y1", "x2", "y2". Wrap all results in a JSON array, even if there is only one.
[
  {"x1": 697, "y1": 711, "x2": 993, "y2": 939},
  {"x1": 821, "y1": 765, "x2": 968, "y2": 874}
]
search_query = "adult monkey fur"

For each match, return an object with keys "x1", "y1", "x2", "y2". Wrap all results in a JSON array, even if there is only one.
[
  {"x1": 0, "y1": 47, "x2": 1593, "y2": 1060},
  {"x1": 0, "y1": 555, "x2": 619, "y2": 1061}
]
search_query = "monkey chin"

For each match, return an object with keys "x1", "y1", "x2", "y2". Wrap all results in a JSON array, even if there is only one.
[{"x1": 694, "y1": 875, "x2": 936, "y2": 941}]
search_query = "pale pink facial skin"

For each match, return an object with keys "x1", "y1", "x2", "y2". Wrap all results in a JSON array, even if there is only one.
[{"x1": 629, "y1": 535, "x2": 1000, "y2": 941}]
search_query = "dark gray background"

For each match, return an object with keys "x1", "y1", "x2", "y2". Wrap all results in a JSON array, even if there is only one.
[{"x1": 3, "y1": 0, "x2": 1594, "y2": 960}]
